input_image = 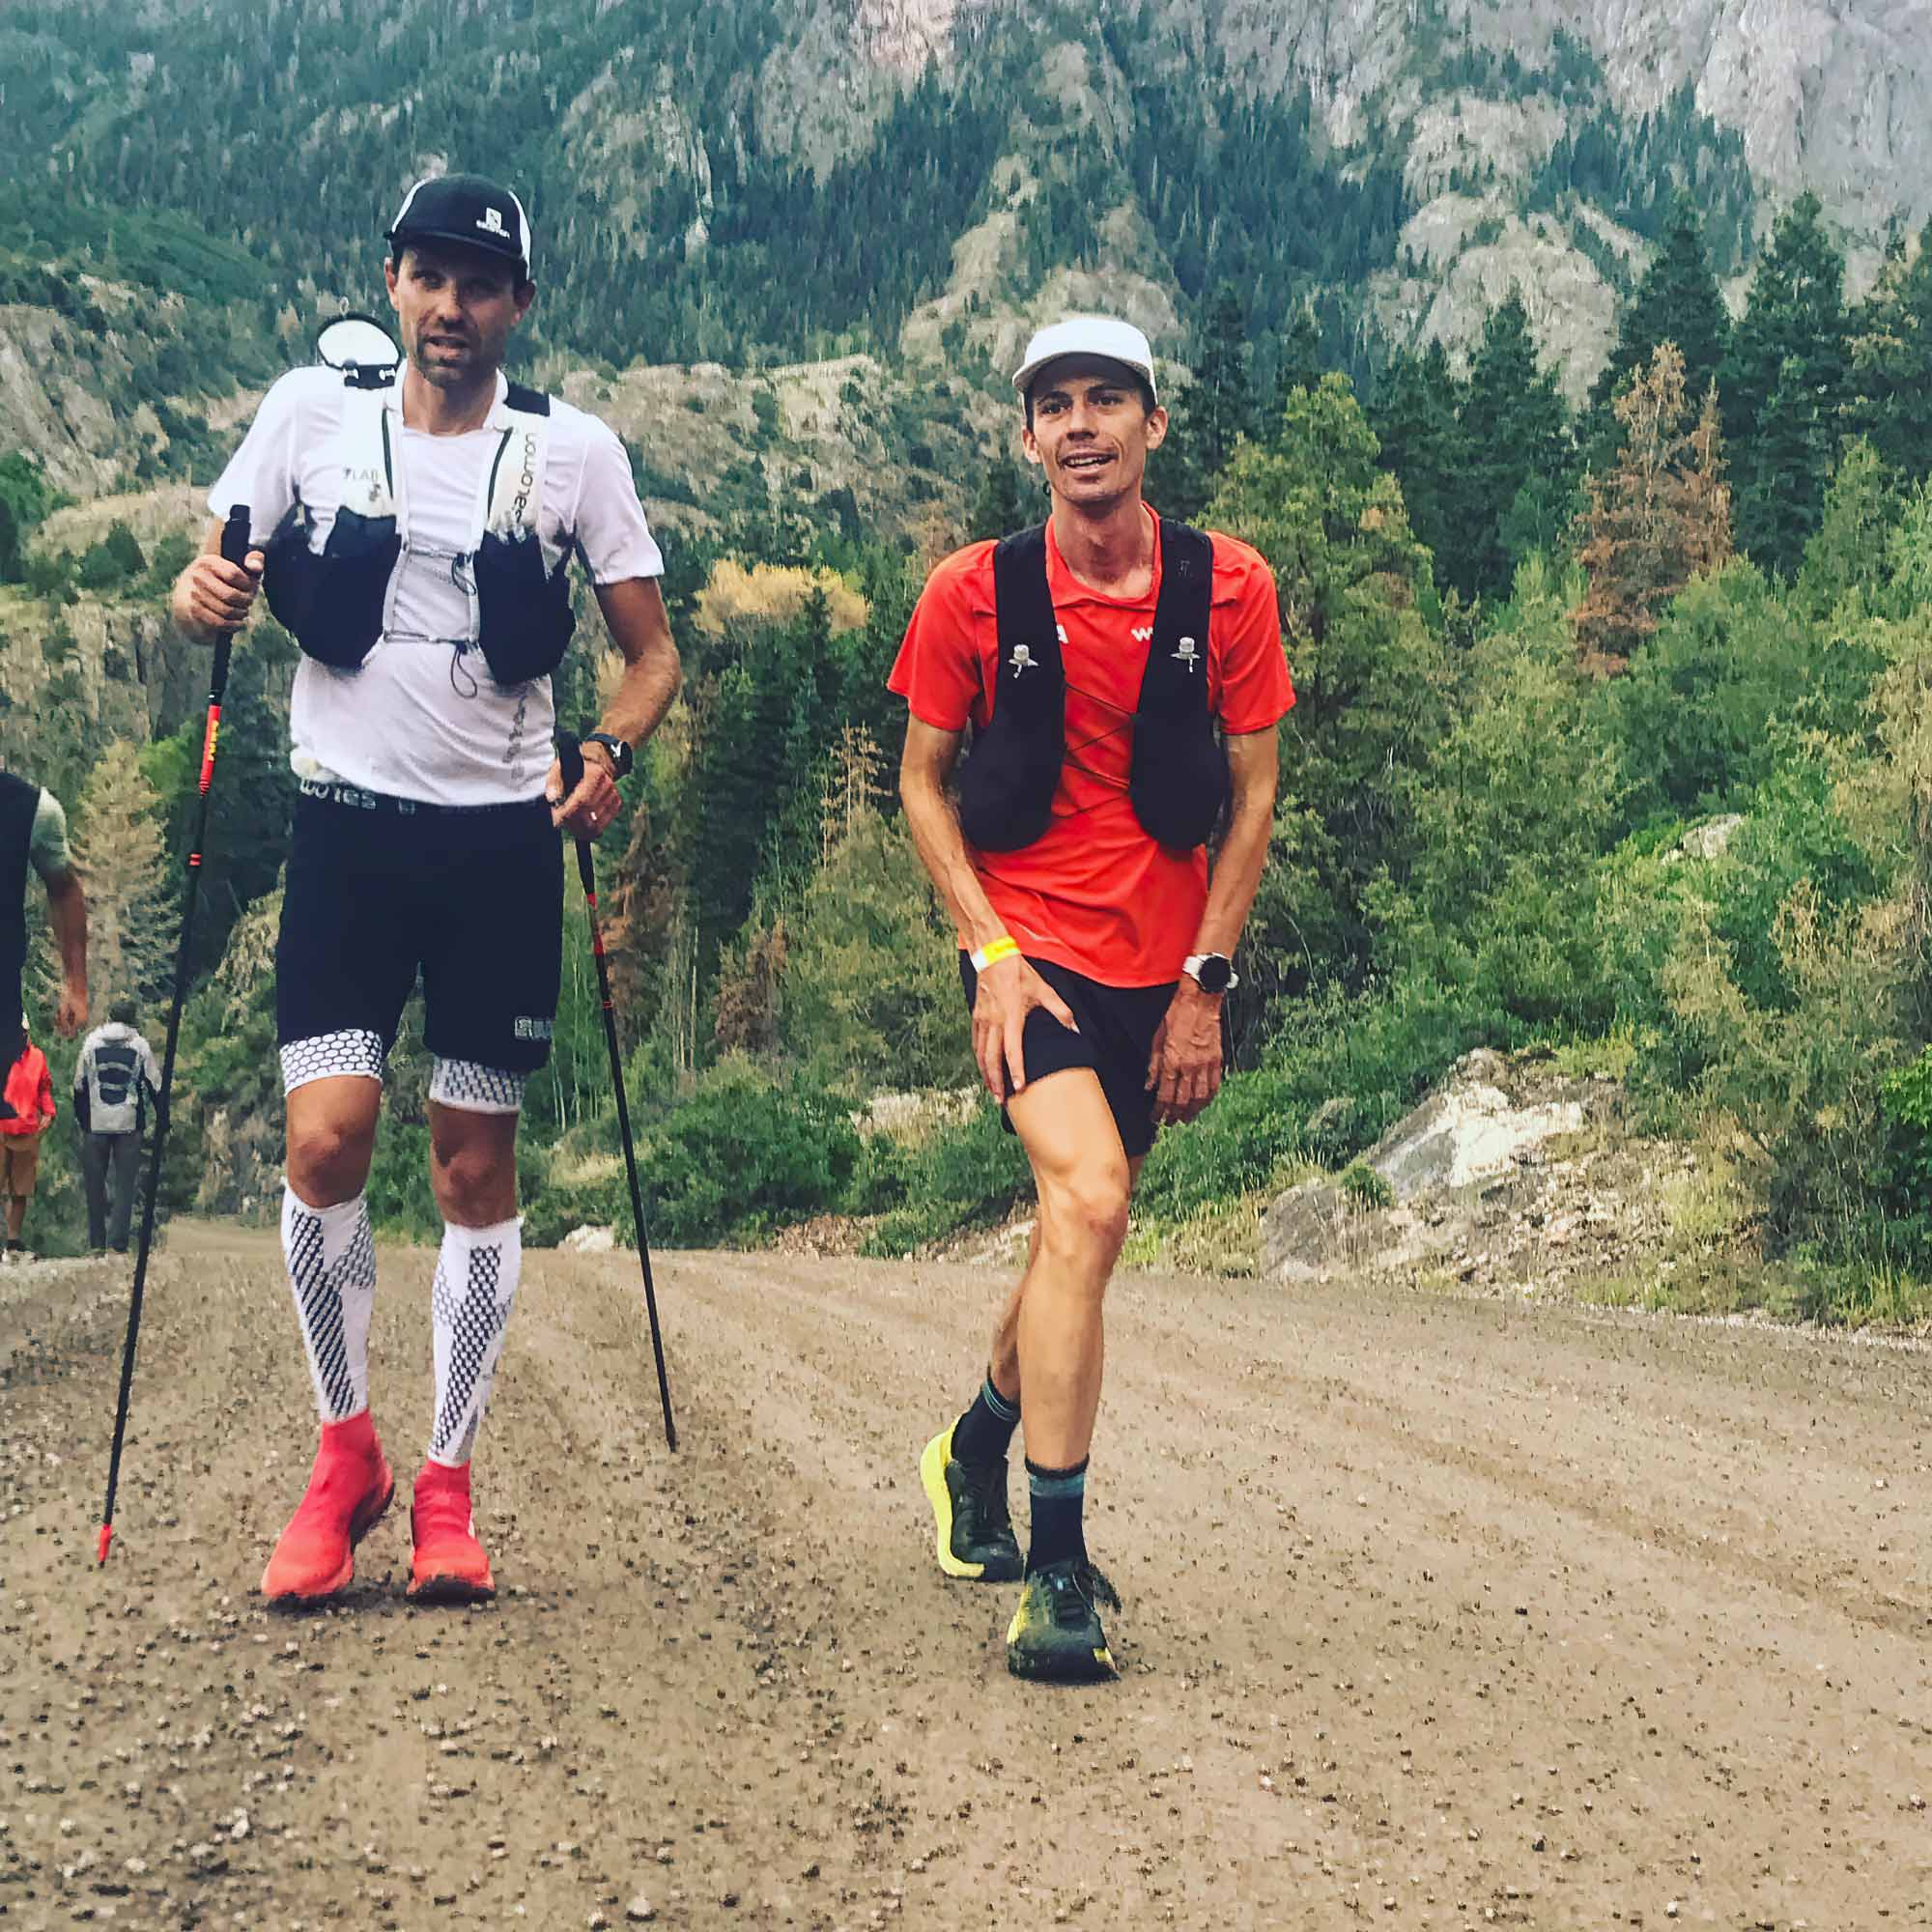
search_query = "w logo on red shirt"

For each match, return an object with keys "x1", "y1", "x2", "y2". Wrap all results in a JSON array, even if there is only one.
[{"x1": 1131, "y1": 625, "x2": 1154, "y2": 642}]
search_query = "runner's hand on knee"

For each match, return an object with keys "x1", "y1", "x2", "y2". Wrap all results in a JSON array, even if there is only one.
[{"x1": 972, "y1": 959, "x2": 1076, "y2": 1104}]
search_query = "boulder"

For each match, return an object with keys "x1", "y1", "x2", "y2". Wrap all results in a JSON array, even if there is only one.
[
  {"x1": 1367, "y1": 1078, "x2": 1584, "y2": 1200},
  {"x1": 561, "y1": 1225, "x2": 618, "y2": 1254}
]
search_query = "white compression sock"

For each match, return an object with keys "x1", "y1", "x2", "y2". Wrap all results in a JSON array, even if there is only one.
[
  {"x1": 427, "y1": 1217, "x2": 523, "y2": 1467},
  {"x1": 280, "y1": 1184, "x2": 378, "y2": 1423}
]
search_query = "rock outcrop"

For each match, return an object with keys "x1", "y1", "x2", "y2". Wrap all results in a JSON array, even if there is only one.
[{"x1": 1261, "y1": 1048, "x2": 1719, "y2": 1294}]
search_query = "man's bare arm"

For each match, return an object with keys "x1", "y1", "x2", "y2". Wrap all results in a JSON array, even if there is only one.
[
  {"x1": 898, "y1": 718, "x2": 1008, "y2": 953},
  {"x1": 1193, "y1": 724, "x2": 1280, "y2": 954},
  {"x1": 548, "y1": 577, "x2": 683, "y2": 836},
  {"x1": 44, "y1": 867, "x2": 88, "y2": 1037},
  {"x1": 899, "y1": 717, "x2": 1076, "y2": 1101},
  {"x1": 1148, "y1": 724, "x2": 1279, "y2": 1124}
]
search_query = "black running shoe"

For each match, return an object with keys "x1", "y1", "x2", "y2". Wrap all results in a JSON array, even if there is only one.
[
  {"x1": 920, "y1": 1425, "x2": 1023, "y2": 1581},
  {"x1": 1006, "y1": 1558, "x2": 1122, "y2": 1683}
]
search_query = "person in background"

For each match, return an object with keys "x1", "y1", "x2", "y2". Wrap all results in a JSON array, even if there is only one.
[
  {"x1": 74, "y1": 995, "x2": 162, "y2": 1254},
  {"x1": 1, "y1": 1014, "x2": 58, "y2": 1256}
]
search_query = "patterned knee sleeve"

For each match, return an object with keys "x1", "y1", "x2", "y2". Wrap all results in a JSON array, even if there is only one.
[
  {"x1": 429, "y1": 1058, "x2": 527, "y2": 1116},
  {"x1": 281, "y1": 1029, "x2": 387, "y2": 1094},
  {"x1": 281, "y1": 1185, "x2": 378, "y2": 1423},
  {"x1": 427, "y1": 1217, "x2": 522, "y2": 1466}
]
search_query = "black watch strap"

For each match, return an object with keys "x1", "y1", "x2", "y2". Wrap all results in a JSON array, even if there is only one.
[{"x1": 583, "y1": 730, "x2": 634, "y2": 780}]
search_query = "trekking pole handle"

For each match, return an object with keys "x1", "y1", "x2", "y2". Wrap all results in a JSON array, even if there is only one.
[
  {"x1": 554, "y1": 730, "x2": 596, "y2": 891},
  {"x1": 211, "y1": 504, "x2": 252, "y2": 693}
]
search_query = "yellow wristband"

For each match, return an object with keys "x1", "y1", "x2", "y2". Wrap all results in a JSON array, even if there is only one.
[{"x1": 971, "y1": 936, "x2": 1020, "y2": 972}]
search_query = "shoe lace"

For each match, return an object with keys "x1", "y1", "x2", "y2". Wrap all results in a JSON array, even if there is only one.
[
  {"x1": 955, "y1": 1458, "x2": 1013, "y2": 1540},
  {"x1": 1040, "y1": 1559, "x2": 1121, "y2": 1626}
]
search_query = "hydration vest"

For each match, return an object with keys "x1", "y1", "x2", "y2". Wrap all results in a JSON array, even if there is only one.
[
  {"x1": 0, "y1": 769, "x2": 39, "y2": 995},
  {"x1": 263, "y1": 377, "x2": 576, "y2": 687},
  {"x1": 954, "y1": 520, "x2": 1229, "y2": 854}
]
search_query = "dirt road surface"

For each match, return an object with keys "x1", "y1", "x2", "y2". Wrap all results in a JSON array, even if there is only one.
[{"x1": 2, "y1": 1223, "x2": 1927, "y2": 1930}]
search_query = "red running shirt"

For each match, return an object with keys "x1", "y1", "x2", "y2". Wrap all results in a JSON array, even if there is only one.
[{"x1": 889, "y1": 507, "x2": 1294, "y2": 987}]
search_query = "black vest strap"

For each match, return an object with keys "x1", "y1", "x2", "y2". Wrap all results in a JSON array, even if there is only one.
[
  {"x1": 956, "y1": 520, "x2": 1228, "y2": 856},
  {"x1": 504, "y1": 382, "x2": 551, "y2": 416},
  {"x1": 955, "y1": 526, "x2": 1065, "y2": 852}
]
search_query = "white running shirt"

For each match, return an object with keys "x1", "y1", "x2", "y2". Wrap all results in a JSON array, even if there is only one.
[{"x1": 209, "y1": 366, "x2": 664, "y2": 806}]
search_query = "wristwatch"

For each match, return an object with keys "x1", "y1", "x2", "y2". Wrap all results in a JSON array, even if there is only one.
[
  {"x1": 582, "y1": 731, "x2": 634, "y2": 781},
  {"x1": 1181, "y1": 952, "x2": 1239, "y2": 995}
]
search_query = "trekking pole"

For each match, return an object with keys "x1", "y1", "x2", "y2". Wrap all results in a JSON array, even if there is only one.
[
  {"x1": 557, "y1": 732, "x2": 677, "y2": 1451},
  {"x1": 97, "y1": 505, "x2": 253, "y2": 1564}
]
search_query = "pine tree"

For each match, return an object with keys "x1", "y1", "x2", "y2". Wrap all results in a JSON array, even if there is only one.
[
  {"x1": 1739, "y1": 353, "x2": 1836, "y2": 575},
  {"x1": 1588, "y1": 195, "x2": 1730, "y2": 431},
  {"x1": 1270, "y1": 301, "x2": 1323, "y2": 412},
  {"x1": 1205, "y1": 375, "x2": 1449, "y2": 993},
  {"x1": 61, "y1": 750, "x2": 181, "y2": 1014},
  {"x1": 1572, "y1": 344, "x2": 1732, "y2": 673},
  {"x1": 1369, "y1": 341, "x2": 1465, "y2": 583},
  {"x1": 1196, "y1": 285, "x2": 1255, "y2": 470},
  {"x1": 1845, "y1": 220, "x2": 1932, "y2": 483},
  {"x1": 967, "y1": 456, "x2": 1036, "y2": 542},
  {"x1": 1721, "y1": 191, "x2": 1850, "y2": 572},
  {"x1": 1454, "y1": 290, "x2": 1574, "y2": 600}
]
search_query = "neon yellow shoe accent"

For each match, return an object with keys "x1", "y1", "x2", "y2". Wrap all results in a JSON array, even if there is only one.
[
  {"x1": 921, "y1": 1425, "x2": 985, "y2": 1579},
  {"x1": 1004, "y1": 1562, "x2": 1121, "y2": 1683}
]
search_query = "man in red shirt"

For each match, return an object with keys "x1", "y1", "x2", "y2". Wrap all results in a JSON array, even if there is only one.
[
  {"x1": 1, "y1": 1014, "x2": 58, "y2": 1257},
  {"x1": 893, "y1": 316, "x2": 1294, "y2": 1682}
]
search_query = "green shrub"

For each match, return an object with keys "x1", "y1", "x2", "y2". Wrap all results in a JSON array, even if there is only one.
[
  {"x1": 1339, "y1": 1160, "x2": 1394, "y2": 1208},
  {"x1": 862, "y1": 1099, "x2": 1030, "y2": 1255},
  {"x1": 635, "y1": 1054, "x2": 861, "y2": 1245}
]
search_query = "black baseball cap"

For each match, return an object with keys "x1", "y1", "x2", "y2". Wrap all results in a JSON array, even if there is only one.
[{"x1": 386, "y1": 173, "x2": 533, "y2": 276}]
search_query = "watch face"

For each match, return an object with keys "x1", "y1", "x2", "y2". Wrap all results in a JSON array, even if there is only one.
[
  {"x1": 1197, "y1": 954, "x2": 1233, "y2": 995},
  {"x1": 589, "y1": 733, "x2": 632, "y2": 778}
]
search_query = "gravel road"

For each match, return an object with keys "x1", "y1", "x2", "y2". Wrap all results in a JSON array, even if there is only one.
[{"x1": 2, "y1": 1223, "x2": 1927, "y2": 1929}]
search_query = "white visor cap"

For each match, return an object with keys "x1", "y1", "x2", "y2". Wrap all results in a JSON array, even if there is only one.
[{"x1": 1012, "y1": 316, "x2": 1158, "y2": 406}]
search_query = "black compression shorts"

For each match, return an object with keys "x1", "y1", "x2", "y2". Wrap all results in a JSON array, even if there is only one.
[
  {"x1": 277, "y1": 785, "x2": 563, "y2": 1076},
  {"x1": 958, "y1": 952, "x2": 1179, "y2": 1159}
]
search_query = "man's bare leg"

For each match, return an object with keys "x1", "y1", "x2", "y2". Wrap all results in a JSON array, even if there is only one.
[
  {"x1": 1003, "y1": 1069, "x2": 1130, "y2": 1473},
  {"x1": 986, "y1": 1151, "x2": 1144, "y2": 1405}
]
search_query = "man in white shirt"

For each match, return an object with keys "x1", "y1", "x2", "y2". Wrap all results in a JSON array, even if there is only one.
[{"x1": 171, "y1": 173, "x2": 681, "y2": 1609}]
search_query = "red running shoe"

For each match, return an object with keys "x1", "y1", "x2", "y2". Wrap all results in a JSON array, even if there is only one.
[
  {"x1": 260, "y1": 1412, "x2": 394, "y2": 1606},
  {"x1": 408, "y1": 1460, "x2": 496, "y2": 1604}
]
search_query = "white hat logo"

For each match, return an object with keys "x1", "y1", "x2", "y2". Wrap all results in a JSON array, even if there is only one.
[{"x1": 477, "y1": 207, "x2": 506, "y2": 237}]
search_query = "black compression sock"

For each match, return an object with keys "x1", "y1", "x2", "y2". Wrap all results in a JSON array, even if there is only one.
[
  {"x1": 951, "y1": 1371, "x2": 1020, "y2": 1466},
  {"x1": 1024, "y1": 1457, "x2": 1089, "y2": 1574}
]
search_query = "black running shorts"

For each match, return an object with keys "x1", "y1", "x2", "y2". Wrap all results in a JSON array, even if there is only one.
[
  {"x1": 958, "y1": 952, "x2": 1179, "y2": 1159},
  {"x1": 278, "y1": 785, "x2": 563, "y2": 1076}
]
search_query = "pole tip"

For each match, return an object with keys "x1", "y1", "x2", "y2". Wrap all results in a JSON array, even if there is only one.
[{"x1": 97, "y1": 1523, "x2": 113, "y2": 1566}]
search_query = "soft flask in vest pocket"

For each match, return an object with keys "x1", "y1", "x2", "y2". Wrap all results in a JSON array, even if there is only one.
[
  {"x1": 473, "y1": 526, "x2": 576, "y2": 686},
  {"x1": 264, "y1": 504, "x2": 399, "y2": 670}
]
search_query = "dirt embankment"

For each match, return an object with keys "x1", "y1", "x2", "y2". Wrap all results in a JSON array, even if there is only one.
[{"x1": 2, "y1": 1224, "x2": 1927, "y2": 1929}]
